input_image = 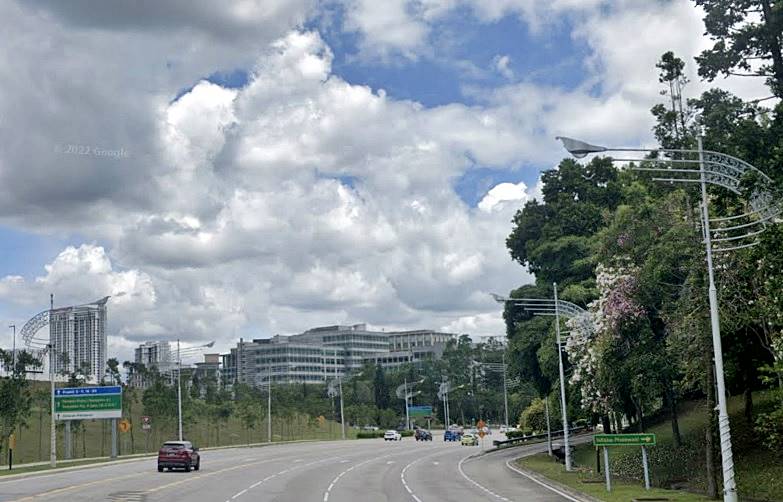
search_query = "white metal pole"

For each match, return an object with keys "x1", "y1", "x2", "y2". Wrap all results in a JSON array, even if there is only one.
[
  {"x1": 554, "y1": 283, "x2": 572, "y2": 471},
  {"x1": 502, "y1": 354, "x2": 509, "y2": 429},
  {"x1": 698, "y1": 134, "x2": 737, "y2": 502},
  {"x1": 404, "y1": 378, "x2": 410, "y2": 430},
  {"x1": 603, "y1": 447, "x2": 611, "y2": 491},
  {"x1": 545, "y1": 396, "x2": 552, "y2": 456},
  {"x1": 49, "y1": 343, "x2": 56, "y2": 467},
  {"x1": 177, "y1": 339, "x2": 183, "y2": 441},
  {"x1": 642, "y1": 446, "x2": 651, "y2": 490},
  {"x1": 49, "y1": 294, "x2": 56, "y2": 467},
  {"x1": 267, "y1": 361, "x2": 272, "y2": 443},
  {"x1": 339, "y1": 375, "x2": 346, "y2": 440}
]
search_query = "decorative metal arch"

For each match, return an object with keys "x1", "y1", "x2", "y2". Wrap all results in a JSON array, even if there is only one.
[
  {"x1": 490, "y1": 294, "x2": 594, "y2": 335},
  {"x1": 20, "y1": 309, "x2": 51, "y2": 353}
]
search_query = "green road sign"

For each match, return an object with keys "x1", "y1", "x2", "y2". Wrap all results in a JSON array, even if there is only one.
[
  {"x1": 408, "y1": 405, "x2": 433, "y2": 418},
  {"x1": 593, "y1": 433, "x2": 656, "y2": 447},
  {"x1": 54, "y1": 386, "x2": 122, "y2": 420}
]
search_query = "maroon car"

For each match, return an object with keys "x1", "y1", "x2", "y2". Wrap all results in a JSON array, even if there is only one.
[{"x1": 157, "y1": 440, "x2": 200, "y2": 472}]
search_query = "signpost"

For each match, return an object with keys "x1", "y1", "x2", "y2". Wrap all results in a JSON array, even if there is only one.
[
  {"x1": 593, "y1": 434, "x2": 656, "y2": 491},
  {"x1": 142, "y1": 415, "x2": 151, "y2": 430},
  {"x1": 54, "y1": 386, "x2": 122, "y2": 420},
  {"x1": 119, "y1": 419, "x2": 131, "y2": 433},
  {"x1": 55, "y1": 386, "x2": 122, "y2": 459}
]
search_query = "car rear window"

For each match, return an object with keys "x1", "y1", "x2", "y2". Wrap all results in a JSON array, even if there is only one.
[{"x1": 163, "y1": 443, "x2": 185, "y2": 449}]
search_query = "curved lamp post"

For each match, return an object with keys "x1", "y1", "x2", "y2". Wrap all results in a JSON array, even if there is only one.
[
  {"x1": 491, "y1": 285, "x2": 591, "y2": 472},
  {"x1": 556, "y1": 134, "x2": 781, "y2": 502}
]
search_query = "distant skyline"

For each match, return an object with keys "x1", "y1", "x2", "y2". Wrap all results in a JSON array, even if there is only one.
[{"x1": 0, "y1": 0, "x2": 771, "y2": 363}]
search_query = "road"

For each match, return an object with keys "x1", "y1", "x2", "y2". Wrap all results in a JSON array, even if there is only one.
[{"x1": 0, "y1": 433, "x2": 581, "y2": 502}]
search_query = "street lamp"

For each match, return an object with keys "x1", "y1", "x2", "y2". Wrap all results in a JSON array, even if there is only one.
[
  {"x1": 472, "y1": 357, "x2": 510, "y2": 429},
  {"x1": 492, "y1": 286, "x2": 590, "y2": 472},
  {"x1": 396, "y1": 377, "x2": 425, "y2": 430},
  {"x1": 556, "y1": 134, "x2": 781, "y2": 502},
  {"x1": 160, "y1": 340, "x2": 215, "y2": 441},
  {"x1": 8, "y1": 324, "x2": 15, "y2": 375},
  {"x1": 328, "y1": 371, "x2": 363, "y2": 440}
]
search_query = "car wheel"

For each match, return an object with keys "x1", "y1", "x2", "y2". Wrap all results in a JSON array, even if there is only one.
[
  {"x1": 194, "y1": 459, "x2": 200, "y2": 471},
  {"x1": 184, "y1": 463, "x2": 191, "y2": 472},
  {"x1": 157, "y1": 465, "x2": 163, "y2": 472}
]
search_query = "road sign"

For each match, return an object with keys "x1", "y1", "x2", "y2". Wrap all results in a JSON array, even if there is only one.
[
  {"x1": 477, "y1": 420, "x2": 486, "y2": 438},
  {"x1": 408, "y1": 405, "x2": 432, "y2": 418},
  {"x1": 593, "y1": 433, "x2": 656, "y2": 447},
  {"x1": 54, "y1": 386, "x2": 122, "y2": 420},
  {"x1": 119, "y1": 419, "x2": 131, "y2": 433},
  {"x1": 141, "y1": 415, "x2": 151, "y2": 430}
]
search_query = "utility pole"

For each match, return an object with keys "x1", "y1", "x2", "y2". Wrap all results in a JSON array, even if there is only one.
[
  {"x1": 544, "y1": 396, "x2": 552, "y2": 456},
  {"x1": 554, "y1": 283, "x2": 572, "y2": 471},
  {"x1": 404, "y1": 377, "x2": 410, "y2": 430}
]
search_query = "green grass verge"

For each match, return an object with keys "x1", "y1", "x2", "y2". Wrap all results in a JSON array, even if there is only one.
[
  {"x1": 571, "y1": 391, "x2": 783, "y2": 501},
  {"x1": 518, "y1": 454, "x2": 710, "y2": 502}
]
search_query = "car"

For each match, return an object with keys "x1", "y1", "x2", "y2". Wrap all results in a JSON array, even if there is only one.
[
  {"x1": 461, "y1": 433, "x2": 478, "y2": 446},
  {"x1": 444, "y1": 430, "x2": 461, "y2": 441},
  {"x1": 384, "y1": 430, "x2": 402, "y2": 441},
  {"x1": 414, "y1": 429, "x2": 432, "y2": 441},
  {"x1": 157, "y1": 440, "x2": 200, "y2": 472},
  {"x1": 362, "y1": 425, "x2": 379, "y2": 431}
]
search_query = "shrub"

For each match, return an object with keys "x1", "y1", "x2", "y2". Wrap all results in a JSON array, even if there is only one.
[
  {"x1": 755, "y1": 406, "x2": 783, "y2": 455},
  {"x1": 356, "y1": 431, "x2": 385, "y2": 439}
]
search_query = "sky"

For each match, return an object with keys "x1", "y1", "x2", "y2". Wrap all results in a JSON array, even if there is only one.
[{"x1": 0, "y1": 0, "x2": 771, "y2": 363}]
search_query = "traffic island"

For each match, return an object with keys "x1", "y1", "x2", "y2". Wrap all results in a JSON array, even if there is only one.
[{"x1": 515, "y1": 454, "x2": 710, "y2": 502}]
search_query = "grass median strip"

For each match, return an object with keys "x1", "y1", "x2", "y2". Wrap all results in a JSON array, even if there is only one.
[{"x1": 516, "y1": 454, "x2": 710, "y2": 502}]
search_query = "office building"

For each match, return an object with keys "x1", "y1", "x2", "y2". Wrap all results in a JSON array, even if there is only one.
[{"x1": 134, "y1": 340, "x2": 174, "y2": 373}]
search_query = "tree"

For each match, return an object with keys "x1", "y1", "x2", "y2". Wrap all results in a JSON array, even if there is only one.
[
  {"x1": 694, "y1": 0, "x2": 783, "y2": 98},
  {"x1": 0, "y1": 350, "x2": 40, "y2": 461}
]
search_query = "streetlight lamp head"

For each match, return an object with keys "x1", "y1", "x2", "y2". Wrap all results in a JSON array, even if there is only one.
[{"x1": 556, "y1": 136, "x2": 607, "y2": 158}]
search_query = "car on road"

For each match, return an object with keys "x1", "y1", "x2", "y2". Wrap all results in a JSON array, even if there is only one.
[
  {"x1": 460, "y1": 433, "x2": 478, "y2": 446},
  {"x1": 384, "y1": 430, "x2": 402, "y2": 441},
  {"x1": 444, "y1": 430, "x2": 461, "y2": 441},
  {"x1": 414, "y1": 429, "x2": 432, "y2": 441},
  {"x1": 157, "y1": 440, "x2": 200, "y2": 472}
]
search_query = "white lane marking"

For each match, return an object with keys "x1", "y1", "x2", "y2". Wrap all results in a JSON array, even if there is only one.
[
  {"x1": 226, "y1": 456, "x2": 339, "y2": 501},
  {"x1": 505, "y1": 458, "x2": 582, "y2": 502},
  {"x1": 400, "y1": 449, "x2": 449, "y2": 502},
  {"x1": 457, "y1": 455, "x2": 511, "y2": 501},
  {"x1": 432, "y1": 461, "x2": 439, "y2": 465},
  {"x1": 322, "y1": 451, "x2": 399, "y2": 502},
  {"x1": 386, "y1": 461, "x2": 396, "y2": 465}
]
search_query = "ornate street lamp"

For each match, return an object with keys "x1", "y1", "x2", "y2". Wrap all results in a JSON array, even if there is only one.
[{"x1": 556, "y1": 134, "x2": 781, "y2": 502}]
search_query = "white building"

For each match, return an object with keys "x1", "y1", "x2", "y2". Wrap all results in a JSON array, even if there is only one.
[
  {"x1": 134, "y1": 340, "x2": 173, "y2": 373},
  {"x1": 49, "y1": 297, "x2": 108, "y2": 383}
]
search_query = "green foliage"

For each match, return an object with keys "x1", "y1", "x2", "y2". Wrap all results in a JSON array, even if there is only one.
[
  {"x1": 519, "y1": 398, "x2": 547, "y2": 433},
  {"x1": 755, "y1": 406, "x2": 783, "y2": 454},
  {"x1": 693, "y1": 0, "x2": 783, "y2": 97}
]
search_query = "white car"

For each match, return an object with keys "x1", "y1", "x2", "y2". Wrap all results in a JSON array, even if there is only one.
[{"x1": 384, "y1": 430, "x2": 402, "y2": 441}]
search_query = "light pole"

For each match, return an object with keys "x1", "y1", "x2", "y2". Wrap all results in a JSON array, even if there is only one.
[
  {"x1": 159, "y1": 340, "x2": 215, "y2": 442},
  {"x1": 555, "y1": 135, "x2": 781, "y2": 502},
  {"x1": 491, "y1": 288, "x2": 588, "y2": 472},
  {"x1": 396, "y1": 378, "x2": 424, "y2": 430},
  {"x1": 471, "y1": 358, "x2": 510, "y2": 429}
]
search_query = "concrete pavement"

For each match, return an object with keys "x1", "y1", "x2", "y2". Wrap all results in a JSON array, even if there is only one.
[{"x1": 0, "y1": 433, "x2": 587, "y2": 501}]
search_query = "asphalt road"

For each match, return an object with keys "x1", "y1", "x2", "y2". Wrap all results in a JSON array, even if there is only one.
[{"x1": 0, "y1": 433, "x2": 582, "y2": 502}]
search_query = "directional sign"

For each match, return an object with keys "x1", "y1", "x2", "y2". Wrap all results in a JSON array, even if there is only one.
[
  {"x1": 142, "y1": 415, "x2": 151, "y2": 430},
  {"x1": 54, "y1": 386, "x2": 122, "y2": 420},
  {"x1": 408, "y1": 405, "x2": 433, "y2": 418},
  {"x1": 477, "y1": 420, "x2": 486, "y2": 438},
  {"x1": 593, "y1": 433, "x2": 656, "y2": 447}
]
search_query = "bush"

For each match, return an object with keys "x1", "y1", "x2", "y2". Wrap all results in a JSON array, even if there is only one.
[
  {"x1": 505, "y1": 429, "x2": 533, "y2": 439},
  {"x1": 755, "y1": 406, "x2": 783, "y2": 455},
  {"x1": 520, "y1": 398, "x2": 548, "y2": 433},
  {"x1": 400, "y1": 430, "x2": 414, "y2": 437}
]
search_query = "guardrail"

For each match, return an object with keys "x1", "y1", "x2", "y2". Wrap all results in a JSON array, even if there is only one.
[{"x1": 492, "y1": 426, "x2": 589, "y2": 448}]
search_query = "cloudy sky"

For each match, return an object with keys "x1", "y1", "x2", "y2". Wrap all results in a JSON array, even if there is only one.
[{"x1": 0, "y1": 0, "x2": 770, "y2": 363}]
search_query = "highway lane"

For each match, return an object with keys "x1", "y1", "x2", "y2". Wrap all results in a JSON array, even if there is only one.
[{"x1": 0, "y1": 433, "x2": 585, "y2": 501}]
